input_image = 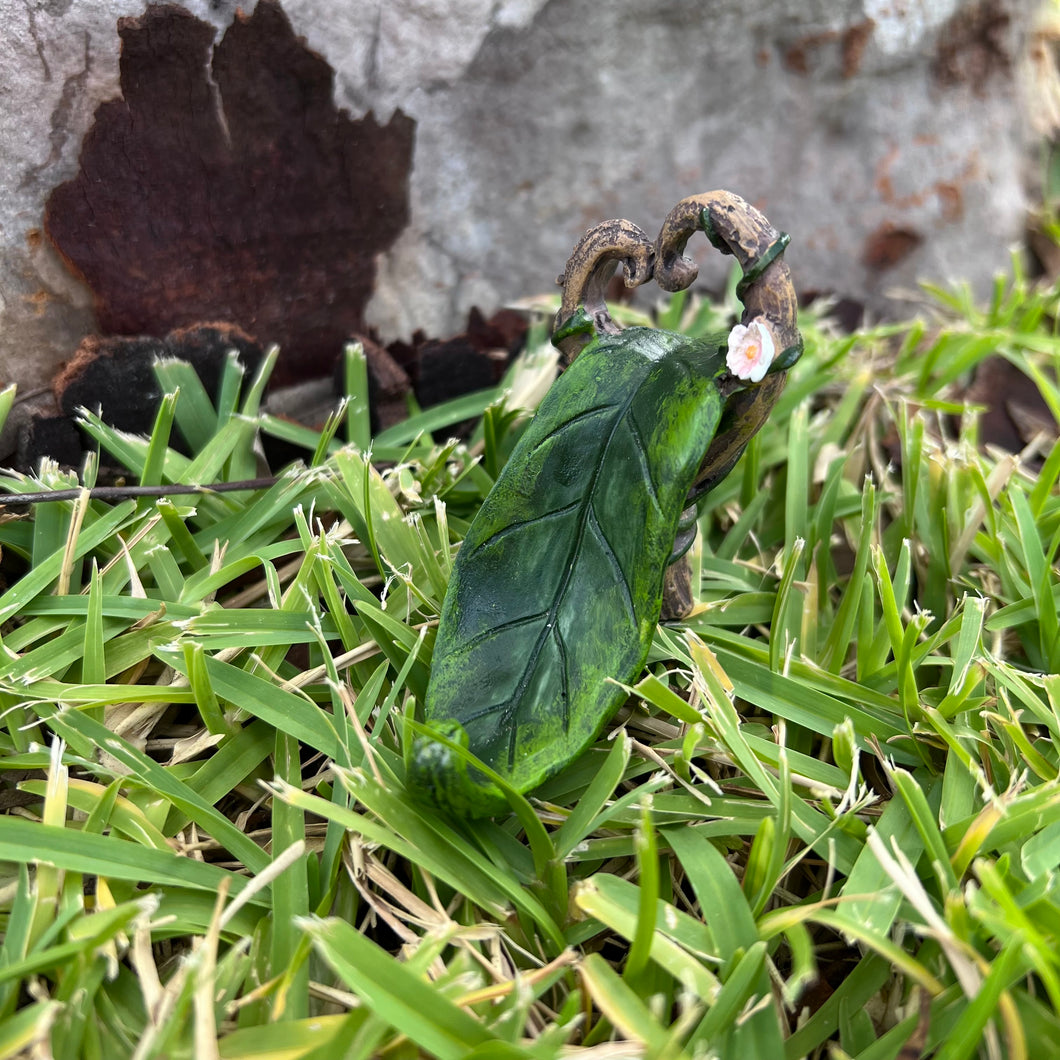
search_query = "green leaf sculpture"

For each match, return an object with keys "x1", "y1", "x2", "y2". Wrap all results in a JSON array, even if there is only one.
[{"x1": 410, "y1": 192, "x2": 802, "y2": 817}]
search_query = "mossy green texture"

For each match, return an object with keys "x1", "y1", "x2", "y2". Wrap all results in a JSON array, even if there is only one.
[{"x1": 411, "y1": 327, "x2": 728, "y2": 816}]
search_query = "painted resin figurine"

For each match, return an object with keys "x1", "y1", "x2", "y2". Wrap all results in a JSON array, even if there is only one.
[{"x1": 410, "y1": 191, "x2": 802, "y2": 817}]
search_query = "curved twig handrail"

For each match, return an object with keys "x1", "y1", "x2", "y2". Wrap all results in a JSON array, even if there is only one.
[{"x1": 553, "y1": 218, "x2": 655, "y2": 363}]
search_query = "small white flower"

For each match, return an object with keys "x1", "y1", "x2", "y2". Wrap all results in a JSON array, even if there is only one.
[{"x1": 726, "y1": 318, "x2": 776, "y2": 383}]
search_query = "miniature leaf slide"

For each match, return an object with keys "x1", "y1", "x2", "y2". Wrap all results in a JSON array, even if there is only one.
[
  {"x1": 409, "y1": 328, "x2": 727, "y2": 815},
  {"x1": 411, "y1": 191, "x2": 801, "y2": 817}
]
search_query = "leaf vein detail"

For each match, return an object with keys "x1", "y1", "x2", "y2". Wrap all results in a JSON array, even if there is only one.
[
  {"x1": 468, "y1": 501, "x2": 580, "y2": 559},
  {"x1": 527, "y1": 403, "x2": 617, "y2": 459},
  {"x1": 457, "y1": 609, "x2": 550, "y2": 656},
  {"x1": 627, "y1": 410, "x2": 662, "y2": 515},
  {"x1": 588, "y1": 505, "x2": 636, "y2": 625},
  {"x1": 495, "y1": 385, "x2": 645, "y2": 742},
  {"x1": 461, "y1": 699, "x2": 511, "y2": 725}
]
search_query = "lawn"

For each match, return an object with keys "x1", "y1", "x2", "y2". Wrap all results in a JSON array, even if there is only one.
[{"x1": 0, "y1": 261, "x2": 1058, "y2": 1059}]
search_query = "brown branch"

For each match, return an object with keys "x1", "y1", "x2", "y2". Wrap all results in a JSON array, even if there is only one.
[{"x1": 0, "y1": 476, "x2": 285, "y2": 508}]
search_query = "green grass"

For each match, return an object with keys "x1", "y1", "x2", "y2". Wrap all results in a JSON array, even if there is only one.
[{"x1": 0, "y1": 269, "x2": 1058, "y2": 1060}]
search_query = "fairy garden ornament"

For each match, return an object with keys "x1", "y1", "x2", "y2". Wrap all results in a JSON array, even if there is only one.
[{"x1": 411, "y1": 191, "x2": 802, "y2": 817}]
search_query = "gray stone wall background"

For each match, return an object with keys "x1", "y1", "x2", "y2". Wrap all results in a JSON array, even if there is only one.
[{"x1": 0, "y1": 0, "x2": 1052, "y2": 401}]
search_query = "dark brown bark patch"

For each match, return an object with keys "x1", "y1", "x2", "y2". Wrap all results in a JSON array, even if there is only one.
[
  {"x1": 862, "y1": 223, "x2": 923, "y2": 270},
  {"x1": 933, "y1": 0, "x2": 1013, "y2": 92},
  {"x1": 44, "y1": 1, "x2": 414, "y2": 386},
  {"x1": 413, "y1": 308, "x2": 525, "y2": 410},
  {"x1": 357, "y1": 335, "x2": 412, "y2": 433},
  {"x1": 53, "y1": 324, "x2": 264, "y2": 439},
  {"x1": 964, "y1": 356, "x2": 1058, "y2": 454},
  {"x1": 782, "y1": 19, "x2": 875, "y2": 79}
]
